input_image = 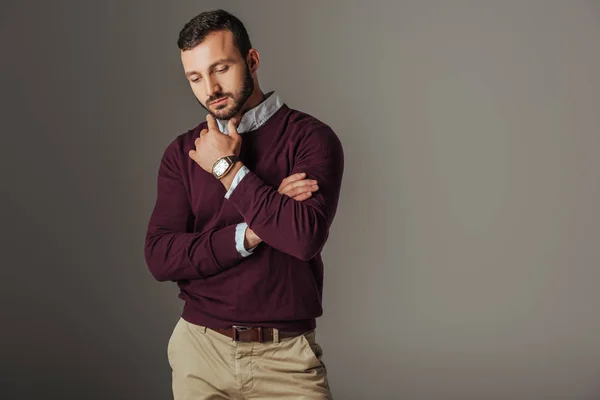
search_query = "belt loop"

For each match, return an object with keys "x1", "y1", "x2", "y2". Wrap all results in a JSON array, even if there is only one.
[{"x1": 273, "y1": 328, "x2": 280, "y2": 344}]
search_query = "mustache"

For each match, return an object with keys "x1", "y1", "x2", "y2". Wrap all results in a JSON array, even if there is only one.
[{"x1": 208, "y1": 93, "x2": 231, "y2": 105}]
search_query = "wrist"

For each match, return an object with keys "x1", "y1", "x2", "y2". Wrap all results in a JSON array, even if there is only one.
[
  {"x1": 244, "y1": 227, "x2": 262, "y2": 249},
  {"x1": 219, "y1": 161, "x2": 243, "y2": 190}
]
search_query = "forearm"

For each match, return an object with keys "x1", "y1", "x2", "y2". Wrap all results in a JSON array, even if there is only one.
[
  {"x1": 145, "y1": 140, "x2": 251, "y2": 282},
  {"x1": 145, "y1": 223, "x2": 247, "y2": 281},
  {"x1": 219, "y1": 124, "x2": 344, "y2": 261},
  {"x1": 226, "y1": 171, "x2": 336, "y2": 260}
]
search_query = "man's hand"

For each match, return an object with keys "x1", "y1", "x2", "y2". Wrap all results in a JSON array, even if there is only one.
[
  {"x1": 244, "y1": 227, "x2": 262, "y2": 250},
  {"x1": 189, "y1": 115, "x2": 241, "y2": 173},
  {"x1": 278, "y1": 172, "x2": 319, "y2": 201},
  {"x1": 244, "y1": 173, "x2": 319, "y2": 249}
]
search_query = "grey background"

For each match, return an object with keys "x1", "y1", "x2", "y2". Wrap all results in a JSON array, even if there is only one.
[{"x1": 1, "y1": 0, "x2": 599, "y2": 399}]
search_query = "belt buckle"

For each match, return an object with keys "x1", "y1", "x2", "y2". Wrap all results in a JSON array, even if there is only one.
[
  {"x1": 232, "y1": 326, "x2": 263, "y2": 342},
  {"x1": 232, "y1": 325, "x2": 250, "y2": 342}
]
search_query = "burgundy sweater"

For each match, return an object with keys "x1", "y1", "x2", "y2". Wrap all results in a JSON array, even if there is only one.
[{"x1": 144, "y1": 104, "x2": 344, "y2": 331}]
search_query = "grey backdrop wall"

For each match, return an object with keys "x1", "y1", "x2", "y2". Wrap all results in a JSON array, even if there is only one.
[{"x1": 2, "y1": 1, "x2": 599, "y2": 399}]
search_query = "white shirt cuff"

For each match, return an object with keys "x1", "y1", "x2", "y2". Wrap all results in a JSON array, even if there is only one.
[
  {"x1": 235, "y1": 222, "x2": 256, "y2": 257},
  {"x1": 225, "y1": 165, "x2": 250, "y2": 200}
]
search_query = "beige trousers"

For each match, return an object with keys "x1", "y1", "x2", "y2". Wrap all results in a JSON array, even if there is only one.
[{"x1": 167, "y1": 318, "x2": 332, "y2": 399}]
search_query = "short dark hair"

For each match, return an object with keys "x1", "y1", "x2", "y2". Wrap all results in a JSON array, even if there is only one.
[{"x1": 177, "y1": 9, "x2": 253, "y2": 58}]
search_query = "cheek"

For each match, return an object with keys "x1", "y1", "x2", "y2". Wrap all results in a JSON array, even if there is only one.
[
  {"x1": 190, "y1": 85, "x2": 207, "y2": 103},
  {"x1": 223, "y1": 71, "x2": 245, "y2": 92}
]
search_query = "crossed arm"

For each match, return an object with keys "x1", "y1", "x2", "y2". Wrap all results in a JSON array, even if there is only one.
[
  {"x1": 145, "y1": 165, "x2": 327, "y2": 282},
  {"x1": 243, "y1": 172, "x2": 318, "y2": 249},
  {"x1": 145, "y1": 119, "x2": 344, "y2": 282}
]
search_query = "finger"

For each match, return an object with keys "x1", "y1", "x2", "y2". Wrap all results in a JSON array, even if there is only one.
[
  {"x1": 293, "y1": 192, "x2": 312, "y2": 202},
  {"x1": 281, "y1": 176, "x2": 314, "y2": 191},
  {"x1": 206, "y1": 114, "x2": 219, "y2": 132},
  {"x1": 281, "y1": 179, "x2": 318, "y2": 194},
  {"x1": 280, "y1": 181, "x2": 318, "y2": 196},
  {"x1": 228, "y1": 118, "x2": 241, "y2": 139},
  {"x1": 279, "y1": 173, "x2": 306, "y2": 191},
  {"x1": 194, "y1": 137, "x2": 201, "y2": 147},
  {"x1": 283, "y1": 183, "x2": 319, "y2": 198},
  {"x1": 230, "y1": 116, "x2": 241, "y2": 127},
  {"x1": 199, "y1": 128, "x2": 208, "y2": 137},
  {"x1": 188, "y1": 149, "x2": 196, "y2": 160}
]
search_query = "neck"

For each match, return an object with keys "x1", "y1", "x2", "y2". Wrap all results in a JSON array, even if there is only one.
[{"x1": 237, "y1": 88, "x2": 266, "y2": 119}]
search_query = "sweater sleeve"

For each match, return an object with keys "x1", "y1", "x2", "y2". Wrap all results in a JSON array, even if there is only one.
[
  {"x1": 144, "y1": 139, "x2": 248, "y2": 281},
  {"x1": 227, "y1": 123, "x2": 344, "y2": 261}
]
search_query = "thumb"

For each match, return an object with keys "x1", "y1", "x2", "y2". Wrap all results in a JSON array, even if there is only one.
[{"x1": 228, "y1": 118, "x2": 241, "y2": 138}]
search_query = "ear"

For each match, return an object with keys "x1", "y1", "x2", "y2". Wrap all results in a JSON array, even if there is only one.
[{"x1": 247, "y1": 49, "x2": 260, "y2": 73}]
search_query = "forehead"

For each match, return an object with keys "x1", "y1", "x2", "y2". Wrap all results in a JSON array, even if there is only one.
[{"x1": 180, "y1": 30, "x2": 241, "y2": 71}]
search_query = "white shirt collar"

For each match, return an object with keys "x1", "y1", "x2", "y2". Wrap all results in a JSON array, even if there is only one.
[{"x1": 217, "y1": 91, "x2": 284, "y2": 134}]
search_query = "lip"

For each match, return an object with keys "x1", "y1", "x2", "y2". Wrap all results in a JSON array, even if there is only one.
[{"x1": 210, "y1": 97, "x2": 228, "y2": 106}]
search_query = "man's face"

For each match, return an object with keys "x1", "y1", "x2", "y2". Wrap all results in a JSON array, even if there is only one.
[{"x1": 181, "y1": 30, "x2": 254, "y2": 121}]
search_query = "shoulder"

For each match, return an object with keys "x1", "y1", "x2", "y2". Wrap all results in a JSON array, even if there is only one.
[
  {"x1": 280, "y1": 107, "x2": 344, "y2": 168},
  {"x1": 284, "y1": 107, "x2": 332, "y2": 134},
  {"x1": 283, "y1": 107, "x2": 343, "y2": 150}
]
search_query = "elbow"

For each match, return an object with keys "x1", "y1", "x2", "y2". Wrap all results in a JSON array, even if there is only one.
[
  {"x1": 296, "y1": 230, "x2": 329, "y2": 261},
  {"x1": 148, "y1": 267, "x2": 171, "y2": 282},
  {"x1": 292, "y1": 212, "x2": 331, "y2": 261},
  {"x1": 144, "y1": 242, "x2": 171, "y2": 282},
  {"x1": 296, "y1": 248, "x2": 319, "y2": 262},
  {"x1": 145, "y1": 256, "x2": 169, "y2": 282}
]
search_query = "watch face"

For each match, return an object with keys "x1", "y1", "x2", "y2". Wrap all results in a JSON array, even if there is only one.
[{"x1": 213, "y1": 158, "x2": 229, "y2": 177}]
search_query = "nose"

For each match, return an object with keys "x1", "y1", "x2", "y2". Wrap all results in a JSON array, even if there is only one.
[{"x1": 204, "y1": 77, "x2": 221, "y2": 98}]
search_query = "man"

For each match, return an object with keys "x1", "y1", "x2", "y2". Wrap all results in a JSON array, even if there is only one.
[{"x1": 144, "y1": 9, "x2": 344, "y2": 400}]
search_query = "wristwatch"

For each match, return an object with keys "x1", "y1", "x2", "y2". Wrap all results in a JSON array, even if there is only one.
[{"x1": 212, "y1": 155, "x2": 240, "y2": 179}]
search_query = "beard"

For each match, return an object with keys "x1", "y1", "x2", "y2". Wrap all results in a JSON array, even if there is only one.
[{"x1": 197, "y1": 63, "x2": 255, "y2": 121}]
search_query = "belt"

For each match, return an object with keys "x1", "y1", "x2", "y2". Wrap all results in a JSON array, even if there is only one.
[{"x1": 211, "y1": 326, "x2": 307, "y2": 343}]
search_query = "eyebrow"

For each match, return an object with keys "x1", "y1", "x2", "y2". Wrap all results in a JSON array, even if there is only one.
[{"x1": 184, "y1": 58, "x2": 235, "y2": 78}]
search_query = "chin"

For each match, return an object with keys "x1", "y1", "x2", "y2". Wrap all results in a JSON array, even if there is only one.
[
  {"x1": 213, "y1": 107, "x2": 240, "y2": 121},
  {"x1": 212, "y1": 111, "x2": 231, "y2": 120}
]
